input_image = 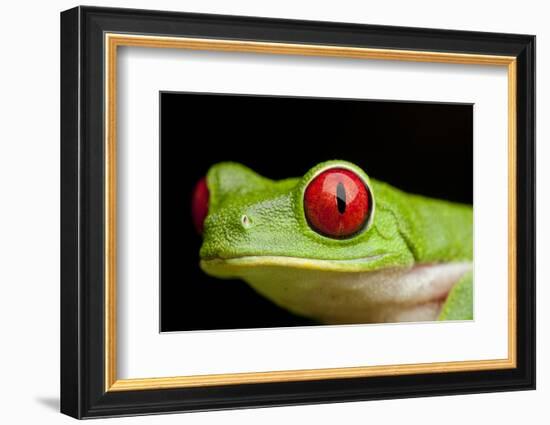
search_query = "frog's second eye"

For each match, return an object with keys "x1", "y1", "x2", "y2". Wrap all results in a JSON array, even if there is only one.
[
  {"x1": 304, "y1": 168, "x2": 371, "y2": 239},
  {"x1": 191, "y1": 176, "x2": 209, "y2": 234}
]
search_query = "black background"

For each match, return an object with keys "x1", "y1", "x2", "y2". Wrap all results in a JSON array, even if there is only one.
[{"x1": 160, "y1": 92, "x2": 473, "y2": 332}]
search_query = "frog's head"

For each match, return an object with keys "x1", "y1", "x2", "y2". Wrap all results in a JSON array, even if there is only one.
[{"x1": 195, "y1": 160, "x2": 414, "y2": 278}]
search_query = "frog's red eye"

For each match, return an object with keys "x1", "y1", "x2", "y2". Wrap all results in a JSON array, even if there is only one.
[
  {"x1": 191, "y1": 176, "x2": 209, "y2": 234},
  {"x1": 304, "y1": 168, "x2": 371, "y2": 238}
]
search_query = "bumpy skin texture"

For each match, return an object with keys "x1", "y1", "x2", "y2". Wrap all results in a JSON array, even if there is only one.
[
  {"x1": 438, "y1": 271, "x2": 473, "y2": 320},
  {"x1": 199, "y1": 161, "x2": 473, "y2": 323}
]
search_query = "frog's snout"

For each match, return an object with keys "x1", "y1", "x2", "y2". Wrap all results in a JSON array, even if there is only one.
[
  {"x1": 191, "y1": 176, "x2": 209, "y2": 234},
  {"x1": 199, "y1": 206, "x2": 258, "y2": 260}
]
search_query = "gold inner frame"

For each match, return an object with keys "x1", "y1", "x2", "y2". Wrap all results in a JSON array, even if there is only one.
[{"x1": 104, "y1": 33, "x2": 517, "y2": 392}]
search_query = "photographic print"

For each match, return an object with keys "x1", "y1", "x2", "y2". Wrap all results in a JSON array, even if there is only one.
[
  {"x1": 160, "y1": 92, "x2": 473, "y2": 331},
  {"x1": 61, "y1": 7, "x2": 535, "y2": 417}
]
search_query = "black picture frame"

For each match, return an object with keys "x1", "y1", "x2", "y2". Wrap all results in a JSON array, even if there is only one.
[{"x1": 61, "y1": 5, "x2": 535, "y2": 419}]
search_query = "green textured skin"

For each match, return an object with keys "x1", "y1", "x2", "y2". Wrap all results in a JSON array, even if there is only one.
[
  {"x1": 199, "y1": 160, "x2": 473, "y2": 321},
  {"x1": 438, "y1": 271, "x2": 473, "y2": 320}
]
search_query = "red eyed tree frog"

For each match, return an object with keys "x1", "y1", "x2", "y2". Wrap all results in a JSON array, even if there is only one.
[{"x1": 192, "y1": 160, "x2": 473, "y2": 324}]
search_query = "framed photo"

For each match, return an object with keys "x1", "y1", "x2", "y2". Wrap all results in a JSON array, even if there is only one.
[{"x1": 60, "y1": 6, "x2": 535, "y2": 419}]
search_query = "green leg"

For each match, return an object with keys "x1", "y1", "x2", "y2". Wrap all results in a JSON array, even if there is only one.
[{"x1": 438, "y1": 270, "x2": 473, "y2": 321}]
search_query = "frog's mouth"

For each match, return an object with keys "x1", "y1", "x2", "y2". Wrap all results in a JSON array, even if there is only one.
[
  {"x1": 200, "y1": 256, "x2": 472, "y2": 323},
  {"x1": 200, "y1": 254, "x2": 389, "y2": 273}
]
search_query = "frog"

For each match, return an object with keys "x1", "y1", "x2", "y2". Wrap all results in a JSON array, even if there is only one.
[{"x1": 191, "y1": 160, "x2": 473, "y2": 324}]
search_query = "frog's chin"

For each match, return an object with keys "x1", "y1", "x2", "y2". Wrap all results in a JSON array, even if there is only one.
[{"x1": 200, "y1": 257, "x2": 472, "y2": 324}]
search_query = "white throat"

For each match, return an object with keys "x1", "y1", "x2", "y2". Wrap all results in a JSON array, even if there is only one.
[{"x1": 243, "y1": 262, "x2": 472, "y2": 324}]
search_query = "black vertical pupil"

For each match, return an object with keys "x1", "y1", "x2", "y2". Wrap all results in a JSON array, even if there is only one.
[{"x1": 336, "y1": 182, "x2": 346, "y2": 214}]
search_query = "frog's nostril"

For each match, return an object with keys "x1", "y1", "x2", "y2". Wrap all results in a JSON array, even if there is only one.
[
  {"x1": 241, "y1": 214, "x2": 252, "y2": 228},
  {"x1": 191, "y1": 176, "x2": 209, "y2": 234}
]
